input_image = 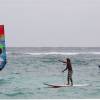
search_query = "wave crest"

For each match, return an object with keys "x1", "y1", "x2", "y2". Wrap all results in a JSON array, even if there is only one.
[
  {"x1": 25, "y1": 52, "x2": 79, "y2": 55},
  {"x1": 25, "y1": 52, "x2": 100, "y2": 56}
]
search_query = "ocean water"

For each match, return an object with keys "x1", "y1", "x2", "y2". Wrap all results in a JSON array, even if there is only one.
[{"x1": 0, "y1": 47, "x2": 100, "y2": 99}]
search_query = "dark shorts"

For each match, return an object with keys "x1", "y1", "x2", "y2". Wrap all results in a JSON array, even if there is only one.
[{"x1": 68, "y1": 71, "x2": 73, "y2": 78}]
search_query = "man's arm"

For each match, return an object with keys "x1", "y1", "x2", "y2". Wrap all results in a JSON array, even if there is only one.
[
  {"x1": 62, "y1": 67, "x2": 67, "y2": 72},
  {"x1": 58, "y1": 60, "x2": 67, "y2": 63}
]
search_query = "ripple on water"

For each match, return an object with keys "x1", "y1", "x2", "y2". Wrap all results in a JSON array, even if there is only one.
[{"x1": 3, "y1": 88, "x2": 34, "y2": 99}]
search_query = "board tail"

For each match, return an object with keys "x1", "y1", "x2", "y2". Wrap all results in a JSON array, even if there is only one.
[{"x1": 0, "y1": 25, "x2": 7, "y2": 71}]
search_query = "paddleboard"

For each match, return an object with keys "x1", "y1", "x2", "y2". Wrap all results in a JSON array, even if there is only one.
[{"x1": 44, "y1": 83, "x2": 89, "y2": 88}]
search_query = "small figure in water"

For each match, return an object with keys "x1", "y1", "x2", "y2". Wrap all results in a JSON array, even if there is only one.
[{"x1": 58, "y1": 58, "x2": 73, "y2": 86}]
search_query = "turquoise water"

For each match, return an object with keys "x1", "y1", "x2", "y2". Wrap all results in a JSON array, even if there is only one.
[{"x1": 0, "y1": 47, "x2": 100, "y2": 99}]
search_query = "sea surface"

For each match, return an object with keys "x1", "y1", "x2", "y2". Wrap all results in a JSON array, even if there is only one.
[{"x1": 0, "y1": 47, "x2": 100, "y2": 99}]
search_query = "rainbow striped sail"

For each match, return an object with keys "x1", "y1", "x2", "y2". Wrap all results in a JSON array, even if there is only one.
[{"x1": 0, "y1": 25, "x2": 6, "y2": 70}]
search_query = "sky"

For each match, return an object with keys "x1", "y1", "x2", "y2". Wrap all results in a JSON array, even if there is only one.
[{"x1": 0, "y1": 0, "x2": 100, "y2": 47}]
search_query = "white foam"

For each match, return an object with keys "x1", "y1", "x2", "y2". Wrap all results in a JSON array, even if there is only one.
[
  {"x1": 23, "y1": 52, "x2": 100, "y2": 56},
  {"x1": 25, "y1": 52, "x2": 79, "y2": 55},
  {"x1": 25, "y1": 52, "x2": 100, "y2": 55},
  {"x1": 80, "y1": 52, "x2": 100, "y2": 55},
  {"x1": 90, "y1": 52, "x2": 100, "y2": 54}
]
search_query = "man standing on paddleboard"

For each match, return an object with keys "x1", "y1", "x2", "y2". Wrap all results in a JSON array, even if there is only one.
[{"x1": 58, "y1": 58, "x2": 73, "y2": 86}]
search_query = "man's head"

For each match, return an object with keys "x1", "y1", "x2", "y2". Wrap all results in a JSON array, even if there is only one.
[{"x1": 66, "y1": 58, "x2": 70, "y2": 63}]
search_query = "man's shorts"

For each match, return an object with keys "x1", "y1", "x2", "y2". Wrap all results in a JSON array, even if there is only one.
[{"x1": 68, "y1": 71, "x2": 73, "y2": 78}]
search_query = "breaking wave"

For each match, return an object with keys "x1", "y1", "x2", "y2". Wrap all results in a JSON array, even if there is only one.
[{"x1": 24, "y1": 52, "x2": 100, "y2": 56}]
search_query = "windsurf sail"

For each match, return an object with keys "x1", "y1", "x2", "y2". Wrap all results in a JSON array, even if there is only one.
[{"x1": 0, "y1": 25, "x2": 7, "y2": 70}]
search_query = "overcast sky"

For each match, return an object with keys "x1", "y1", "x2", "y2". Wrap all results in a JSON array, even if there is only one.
[{"x1": 0, "y1": 0, "x2": 100, "y2": 47}]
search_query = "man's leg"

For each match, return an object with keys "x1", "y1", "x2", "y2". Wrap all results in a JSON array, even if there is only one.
[
  {"x1": 70, "y1": 72, "x2": 73, "y2": 86},
  {"x1": 70, "y1": 77, "x2": 73, "y2": 86},
  {"x1": 67, "y1": 76, "x2": 70, "y2": 85},
  {"x1": 67, "y1": 73, "x2": 70, "y2": 85}
]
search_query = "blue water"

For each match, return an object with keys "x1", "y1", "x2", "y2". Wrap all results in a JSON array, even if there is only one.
[{"x1": 0, "y1": 47, "x2": 100, "y2": 99}]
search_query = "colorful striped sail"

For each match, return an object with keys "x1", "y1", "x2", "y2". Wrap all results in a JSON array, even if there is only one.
[{"x1": 0, "y1": 25, "x2": 7, "y2": 70}]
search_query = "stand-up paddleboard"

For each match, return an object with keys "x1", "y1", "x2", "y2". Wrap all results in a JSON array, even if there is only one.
[
  {"x1": 0, "y1": 25, "x2": 7, "y2": 71},
  {"x1": 44, "y1": 83, "x2": 89, "y2": 88}
]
